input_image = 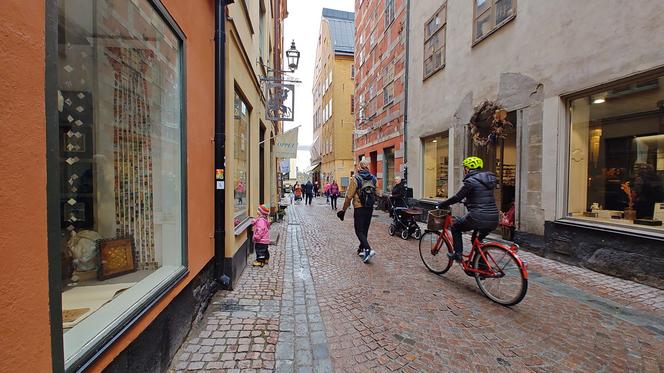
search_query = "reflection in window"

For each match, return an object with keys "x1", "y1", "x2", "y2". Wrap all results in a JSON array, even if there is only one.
[
  {"x1": 234, "y1": 93, "x2": 250, "y2": 226},
  {"x1": 423, "y1": 134, "x2": 449, "y2": 199},
  {"x1": 568, "y1": 75, "x2": 664, "y2": 230},
  {"x1": 474, "y1": 0, "x2": 515, "y2": 41},
  {"x1": 56, "y1": 0, "x2": 183, "y2": 364}
]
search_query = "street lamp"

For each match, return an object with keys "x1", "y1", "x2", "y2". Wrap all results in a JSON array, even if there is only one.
[{"x1": 286, "y1": 40, "x2": 300, "y2": 72}]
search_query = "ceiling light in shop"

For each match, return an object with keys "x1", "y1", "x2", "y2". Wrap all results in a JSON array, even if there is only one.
[{"x1": 593, "y1": 98, "x2": 606, "y2": 104}]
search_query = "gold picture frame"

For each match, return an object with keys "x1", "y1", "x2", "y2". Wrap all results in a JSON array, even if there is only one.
[{"x1": 96, "y1": 236, "x2": 137, "y2": 280}]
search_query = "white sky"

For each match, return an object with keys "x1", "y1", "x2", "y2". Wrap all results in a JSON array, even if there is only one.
[{"x1": 283, "y1": 0, "x2": 355, "y2": 172}]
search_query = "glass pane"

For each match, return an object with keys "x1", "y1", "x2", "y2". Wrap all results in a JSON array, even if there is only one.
[
  {"x1": 568, "y1": 76, "x2": 664, "y2": 230},
  {"x1": 475, "y1": 10, "x2": 492, "y2": 39},
  {"x1": 476, "y1": 0, "x2": 490, "y2": 15},
  {"x1": 496, "y1": 0, "x2": 514, "y2": 24},
  {"x1": 423, "y1": 135, "x2": 450, "y2": 198},
  {"x1": 57, "y1": 0, "x2": 183, "y2": 360},
  {"x1": 234, "y1": 94, "x2": 249, "y2": 226}
]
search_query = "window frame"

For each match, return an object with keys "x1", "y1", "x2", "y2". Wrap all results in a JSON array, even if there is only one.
[
  {"x1": 423, "y1": 3, "x2": 447, "y2": 80},
  {"x1": 384, "y1": 0, "x2": 396, "y2": 29},
  {"x1": 45, "y1": 1, "x2": 189, "y2": 371},
  {"x1": 559, "y1": 67, "x2": 664, "y2": 239},
  {"x1": 472, "y1": 0, "x2": 517, "y2": 46}
]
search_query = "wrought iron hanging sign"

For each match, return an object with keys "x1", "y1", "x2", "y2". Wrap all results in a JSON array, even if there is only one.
[{"x1": 266, "y1": 82, "x2": 295, "y2": 121}]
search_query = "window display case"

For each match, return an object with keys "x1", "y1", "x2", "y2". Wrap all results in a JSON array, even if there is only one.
[
  {"x1": 567, "y1": 75, "x2": 664, "y2": 231},
  {"x1": 54, "y1": 0, "x2": 186, "y2": 368}
]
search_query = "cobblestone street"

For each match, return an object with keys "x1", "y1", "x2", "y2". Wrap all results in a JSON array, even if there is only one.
[{"x1": 170, "y1": 198, "x2": 664, "y2": 372}]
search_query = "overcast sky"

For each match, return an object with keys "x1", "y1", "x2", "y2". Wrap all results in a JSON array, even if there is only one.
[{"x1": 283, "y1": 0, "x2": 355, "y2": 171}]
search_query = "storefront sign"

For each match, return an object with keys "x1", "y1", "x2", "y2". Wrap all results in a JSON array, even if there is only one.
[
  {"x1": 274, "y1": 127, "x2": 299, "y2": 158},
  {"x1": 266, "y1": 82, "x2": 295, "y2": 121}
]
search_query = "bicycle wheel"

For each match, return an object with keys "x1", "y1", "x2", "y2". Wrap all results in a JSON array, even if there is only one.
[
  {"x1": 419, "y1": 231, "x2": 453, "y2": 274},
  {"x1": 473, "y1": 245, "x2": 527, "y2": 306}
]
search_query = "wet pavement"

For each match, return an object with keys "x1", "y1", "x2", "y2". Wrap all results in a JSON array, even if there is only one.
[{"x1": 169, "y1": 197, "x2": 664, "y2": 372}]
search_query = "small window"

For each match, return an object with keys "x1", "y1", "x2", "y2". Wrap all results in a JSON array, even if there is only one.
[
  {"x1": 473, "y1": 0, "x2": 516, "y2": 43},
  {"x1": 351, "y1": 64, "x2": 355, "y2": 79},
  {"x1": 385, "y1": 0, "x2": 395, "y2": 28},
  {"x1": 424, "y1": 4, "x2": 447, "y2": 79},
  {"x1": 351, "y1": 95, "x2": 355, "y2": 115}
]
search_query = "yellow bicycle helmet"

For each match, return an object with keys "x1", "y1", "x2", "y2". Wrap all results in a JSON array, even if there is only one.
[{"x1": 463, "y1": 156, "x2": 484, "y2": 170}]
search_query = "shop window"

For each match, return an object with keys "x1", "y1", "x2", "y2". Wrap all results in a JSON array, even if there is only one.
[
  {"x1": 473, "y1": 0, "x2": 515, "y2": 43},
  {"x1": 422, "y1": 134, "x2": 450, "y2": 199},
  {"x1": 234, "y1": 93, "x2": 250, "y2": 226},
  {"x1": 54, "y1": 0, "x2": 185, "y2": 368},
  {"x1": 424, "y1": 4, "x2": 447, "y2": 79},
  {"x1": 567, "y1": 74, "x2": 664, "y2": 231}
]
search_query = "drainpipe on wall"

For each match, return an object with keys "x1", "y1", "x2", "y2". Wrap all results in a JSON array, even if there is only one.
[
  {"x1": 402, "y1": 0, "x2": 411, "y2": 182},
  {"x1": 215, "y1": 0, "x2": 232, "y2": 287}
]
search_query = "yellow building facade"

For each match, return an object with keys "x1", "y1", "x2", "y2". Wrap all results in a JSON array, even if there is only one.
[
  {"x1": 313, "y1": 8, "x2": 355, "y2": 191},
  {"x1": 225, "y1": 0, "x2": 286, "y2": 284}
]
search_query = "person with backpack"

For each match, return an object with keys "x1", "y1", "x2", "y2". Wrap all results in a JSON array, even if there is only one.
[{"x1": 337, "y1": 157, "x2": 377, "y2": 263}]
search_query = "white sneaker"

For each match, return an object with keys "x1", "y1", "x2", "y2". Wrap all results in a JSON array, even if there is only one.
[{"x1": 363, "y1": 250, "x2": 376, "y2": 263}]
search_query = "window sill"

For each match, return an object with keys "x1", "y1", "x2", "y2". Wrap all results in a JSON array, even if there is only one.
[
  {"x1": 471, "y1": 13, "x2": 516, "y2": 48},
  {"x1": 64, "y1": 265, "x2": 188, "y2": 371},
  {"x1": 234, "y1": 217, "x2": 252, "y2": 236},
  {"x1": 554, "y1": 217, "x2": 664, "y2": 242},
  {"x1": 382, "y1": 100, "x2": 394, "y2": 109},
  {"x1": 423, "y1": 64, "x2": 445, "y2": 81}
]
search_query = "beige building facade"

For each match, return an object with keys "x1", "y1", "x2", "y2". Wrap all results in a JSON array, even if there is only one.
[
  {"x1": 407, "y1": 0, "x2": 664, "y2": 287},
  {"x1": 313, "y1": 8, "x2": 356, "y2": 190}
]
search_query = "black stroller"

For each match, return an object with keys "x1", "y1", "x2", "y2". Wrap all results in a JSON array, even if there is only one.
[{"x1": 387, "y1": 196, "x2": 423, "y2": 240}]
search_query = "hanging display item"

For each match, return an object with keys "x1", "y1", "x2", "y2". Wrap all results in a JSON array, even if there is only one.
[
  {"x1": 467, "y1": 101, "x2": 513, "y2": 147},
  {"x1": 620, "y1": 181, "x2": 637, "y2": 220}
]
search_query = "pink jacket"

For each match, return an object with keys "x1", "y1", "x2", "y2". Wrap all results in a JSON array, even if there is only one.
[{"x1": 252, "y1": 215, "x2": 271, "y2": 244}]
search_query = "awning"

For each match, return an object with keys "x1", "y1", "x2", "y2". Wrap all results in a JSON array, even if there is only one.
[{"x1": 303, "y1": 163, "x2": 321, "y2": 174}]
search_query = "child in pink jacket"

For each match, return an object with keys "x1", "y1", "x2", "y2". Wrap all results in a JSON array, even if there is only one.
[{"x1": 252, "y1": 205, "x2": 271, "y2": 266}]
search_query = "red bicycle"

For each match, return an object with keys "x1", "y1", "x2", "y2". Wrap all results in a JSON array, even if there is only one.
[{"x1": 419, "y1": 209, "x2": 528, "y2": 306}]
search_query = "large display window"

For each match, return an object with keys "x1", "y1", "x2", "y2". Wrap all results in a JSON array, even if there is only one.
[
  {"x1": 568, "y1": 74, "x2": 664, "y2": 231},
  {"x1": 234, "y1": 92, "x2": 250, "y2": 226},
  {"x1": 422, "y1": 134, "x2": 450, "y2": 199},
  {"x1": 53, "y1": 0, "x2": 186, "y2": 369}
]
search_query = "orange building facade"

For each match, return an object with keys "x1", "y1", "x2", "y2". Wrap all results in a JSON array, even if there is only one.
[{"x1": 0, "y1": 0, "x2": 286, "y2": 372}]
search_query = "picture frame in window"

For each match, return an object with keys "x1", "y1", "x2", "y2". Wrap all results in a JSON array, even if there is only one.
[{"x1": 96, "y1": 236, "x2": 137, "y2": 280}]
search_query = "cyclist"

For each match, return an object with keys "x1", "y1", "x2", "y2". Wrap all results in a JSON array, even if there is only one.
[{"x1": 437, "y1": 156, "x2": 499, "y2": 261}]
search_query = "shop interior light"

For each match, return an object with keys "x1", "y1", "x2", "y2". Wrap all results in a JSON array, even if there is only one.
[
  {"x1": 432, "y1": 140, "x2": 437, "y2": 143},
  {"x1": 593, "y1": 98, "x2": 606, "y2": 104}
]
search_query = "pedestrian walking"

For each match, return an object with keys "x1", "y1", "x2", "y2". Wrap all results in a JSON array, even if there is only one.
[
  {"x1": 329, "y1": 180, "x2": 340, "y2": 210},
  {"x1": 324, "y1": 181, "x2": 331, "y2": 204},
  {"x1": 337, "y1": 157, "x2": 377, "y2": 263},
  {"x1": 313, "y1": 181, "x2": 320, "y2": 198},
  {"x1": 294, "y1": 182, "x2": 302, "y2": 204},
  {"x1": 304, "y1": 180, "x2": 314, "y2": 205},
  {"x1": 252, "y1": 205, "x2": 272, "y2": 267}
]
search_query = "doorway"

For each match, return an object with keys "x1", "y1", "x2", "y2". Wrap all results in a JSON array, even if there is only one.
[
  {"x1": 383, "y1": 147, "x2": 395, "y2": 192},
  {"x1": 469, "y1": 111, "x2": 518, "y2": 216}
]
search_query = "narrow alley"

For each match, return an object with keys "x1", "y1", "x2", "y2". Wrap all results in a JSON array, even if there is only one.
[{"x1": 170, "y1": 199, "x2": 664, "y2": 373}]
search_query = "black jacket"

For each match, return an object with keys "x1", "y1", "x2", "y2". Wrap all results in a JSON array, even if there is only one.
[
  {"x1": 303, "y1": 182, "x2": 314, "y2": 195},
  {"x1": 391, "y1": 181, "x2": 407, "y2": 199},
  {"x1": 439, "y1": 170, "x2": 499, "y2": 229}
]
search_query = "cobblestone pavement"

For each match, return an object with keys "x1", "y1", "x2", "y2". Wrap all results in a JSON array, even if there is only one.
[{"x1": 170, "y1": 198, "x2": 664, "y2": 372}]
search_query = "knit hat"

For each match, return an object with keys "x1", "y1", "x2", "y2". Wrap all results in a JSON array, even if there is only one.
[{"x1": 257, "y1": 205, "x2": 270, "y2": 216}]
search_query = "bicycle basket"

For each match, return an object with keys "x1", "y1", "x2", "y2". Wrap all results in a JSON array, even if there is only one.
[{"x1": 427, "y1": 209, "x2": 448, "y2": 231}]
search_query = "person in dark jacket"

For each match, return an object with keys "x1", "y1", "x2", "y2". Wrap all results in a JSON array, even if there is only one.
[
  {"x1": 304, "y1": 180, "x2": 314, "y2": 205},
  {"x1": 391, "y1": 176, "x2": 407, "y2": 207},
  {"x1": 437, "y1": 156, "x2": 499, "y2": 261}
]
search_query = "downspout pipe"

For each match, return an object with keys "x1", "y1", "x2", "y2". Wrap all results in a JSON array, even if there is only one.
[
  {"x1": 215, "y1": 0, "x2": 231, "y2": 286},
  {"x1": 402, "y1": 0, "x2": 411, "y2": 182}
]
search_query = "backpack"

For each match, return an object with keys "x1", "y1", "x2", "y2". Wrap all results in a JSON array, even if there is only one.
[{"x1": 355, "y1": 175, "x2": 376, "y2": 207}]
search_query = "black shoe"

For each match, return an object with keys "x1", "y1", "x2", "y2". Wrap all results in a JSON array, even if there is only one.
[{"x1": 447, "y1": 252, "x2": 462, "y2": 262}]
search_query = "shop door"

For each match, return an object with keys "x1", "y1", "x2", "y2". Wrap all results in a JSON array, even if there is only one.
[
  {"x1": 384, "y1": 147, "x2": 395, "y2": 192},
  {"x1": 469, "y1": 111, "x2": 518, "y2": 224}
]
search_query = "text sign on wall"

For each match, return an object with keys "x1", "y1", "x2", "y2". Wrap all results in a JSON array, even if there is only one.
[{"x1": 274, "y1": 127, "x2": 299, "y2": 159}]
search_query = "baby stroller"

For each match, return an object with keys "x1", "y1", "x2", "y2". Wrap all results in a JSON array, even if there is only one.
[{"x1": 387, "y1": 196, "x2": 423, "y2": 240}]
